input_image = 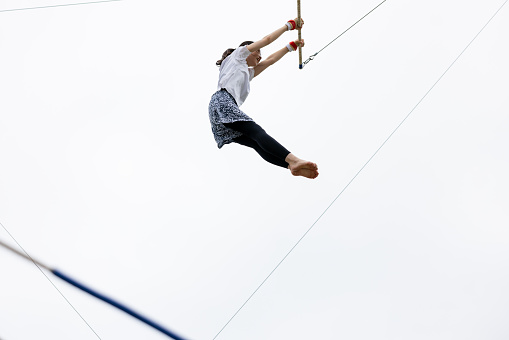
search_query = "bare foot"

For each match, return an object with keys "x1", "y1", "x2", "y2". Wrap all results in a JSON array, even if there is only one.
[
  {"x1": 286, "y1": 154, "x2": 319, "y2": 179},
  {"x1": 291, "y1": 166, "x2": 319, "y2": 179}
]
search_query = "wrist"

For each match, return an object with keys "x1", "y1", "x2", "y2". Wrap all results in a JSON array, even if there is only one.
[
  {"x1": 286, "y1": 20, "x2": 297, "y2": 31},
  {"x1": 286, "y1": 41, "x2": 298, "y2": 52}
]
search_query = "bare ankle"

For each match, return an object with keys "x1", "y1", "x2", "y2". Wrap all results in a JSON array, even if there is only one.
[{"x1": 285, "y1": 153, "x2": 300, "y2": 166}]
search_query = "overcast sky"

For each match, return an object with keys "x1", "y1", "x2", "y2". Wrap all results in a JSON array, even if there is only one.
[{"x1": 1, "y1": 0, "x2": 508, "y2": 339}]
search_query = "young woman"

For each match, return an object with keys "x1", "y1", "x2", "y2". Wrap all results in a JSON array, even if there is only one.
[{"x1": 208, "y1": 18, "x2": 319, "y2": 179}]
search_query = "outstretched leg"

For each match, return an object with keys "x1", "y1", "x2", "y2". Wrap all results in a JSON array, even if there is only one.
[
  {"x1": 224, "y1": 121, "x2": 318, "y2": 179},
  {"x1": 233, "y1": 135, "x2": 289, "y2": 168}
]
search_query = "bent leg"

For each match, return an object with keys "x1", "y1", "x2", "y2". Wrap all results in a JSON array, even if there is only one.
[
  {"x1": 224, "y1": 121, "x2": 319, "y2": 178},
  {"x1": 224, "y1": 121, "x2": 290, "y2": 168},
  {"x1": 233, "y1": 135, "x2": 289, "y2": 168}
]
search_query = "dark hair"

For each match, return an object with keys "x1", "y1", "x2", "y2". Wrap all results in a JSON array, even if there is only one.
[{"x1": 216, "y1": 41, "x2": 254, "y2": 66}]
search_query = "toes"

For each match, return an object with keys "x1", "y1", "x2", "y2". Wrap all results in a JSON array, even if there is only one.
[
  {"x1": 290, "y1": 168, "x2": 319, "y2": 179},
  {"x1": 304, "y1": 161, "x2": 318, "y2": 170},
  {"x1": 289, "y1": 161, "x2": 318, "y2": 178}
]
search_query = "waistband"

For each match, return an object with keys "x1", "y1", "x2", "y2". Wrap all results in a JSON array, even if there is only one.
[{"x1": 217, "y1": 88, "x2": 237, "y2": 105}]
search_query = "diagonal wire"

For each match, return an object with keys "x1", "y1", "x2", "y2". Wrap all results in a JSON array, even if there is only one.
[
  {"x1": 0, "y1": 0, "x2": 123, "y2": 13},
  {"x1": 303, "y1": 0, "x2": 388, "y2": 67},
  {"x1": 212, "y1": 0, "x2": 508, "y2": 338},
  {"x1": 0, "y1": 221, "x2": 102, "y2": 339},
  {"x1": 0, "y1": 225, "x2": 188, "y2": 339}
]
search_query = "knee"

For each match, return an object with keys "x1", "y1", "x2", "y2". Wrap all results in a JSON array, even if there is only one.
[{"x1": 252, "y1": 128, "x2": 269, "y2": 141}]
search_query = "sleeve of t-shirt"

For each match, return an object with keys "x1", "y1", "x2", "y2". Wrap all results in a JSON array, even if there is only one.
[
  {"x1": 235, "y1": 46, "x2": 252, "y2": 61},
  {"x1": 248, "y1": 68, "x2": 255, "y2": 81}
]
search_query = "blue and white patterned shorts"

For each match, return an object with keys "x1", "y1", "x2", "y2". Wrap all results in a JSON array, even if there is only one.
[{"x1": 208, "y1": 89, "x2": 253, "y2": 148}]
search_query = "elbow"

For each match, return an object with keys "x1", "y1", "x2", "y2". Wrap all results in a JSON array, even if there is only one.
[
  {"x1": 261, "y1": 35, "x2": 272, "y2": 47},
  {"x1": 267, "y1": 57, "x2": 277, "y2": 66}
]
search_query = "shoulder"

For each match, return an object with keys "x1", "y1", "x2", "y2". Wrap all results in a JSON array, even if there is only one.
[{"x1": 233, "y1": 46, "x2": 251, "y2": 60}]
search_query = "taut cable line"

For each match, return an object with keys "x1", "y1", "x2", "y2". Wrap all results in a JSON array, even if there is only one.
[
  {"x1": 302, "y1": 0, "x2": 388, "y2": 68},
  {"x1": 0, "y1": 0, "x2": 123, "y2": 14},
  {"x1": 0, "y1": 223, "x2": 102, "y2": 339},
  {"x1": 212, "y1": 0, "x2": 508, "y2": 338},
  {"x1": 0, "y1": 224, "x2": 188, "y2": 340}
]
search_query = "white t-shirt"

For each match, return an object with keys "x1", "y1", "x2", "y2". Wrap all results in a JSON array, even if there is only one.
[{"x1": 217, "y1": 46, "x2": 255, "y2": 107}]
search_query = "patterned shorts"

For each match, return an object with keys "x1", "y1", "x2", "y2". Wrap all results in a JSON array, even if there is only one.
[{"x1": 208, "y1": 89, "x2": 254, "y2": 148}]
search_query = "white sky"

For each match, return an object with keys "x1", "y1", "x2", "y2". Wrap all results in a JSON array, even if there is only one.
[{"x1": 1, "y1": 0, "x2": 508, "y2": 339}]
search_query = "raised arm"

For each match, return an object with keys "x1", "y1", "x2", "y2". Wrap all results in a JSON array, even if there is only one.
[
  {"x1": 247, "y1": 26, "x2": 287, "y2": 53},
  {"x1": 253, "y1": 40, "x2": 304, "y2": 77},
  {"x1": 247, "y1": 18, "x2": 303, "y2": 53}
]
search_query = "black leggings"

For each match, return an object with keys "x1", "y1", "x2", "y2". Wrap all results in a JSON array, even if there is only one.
[{"x1": 224, "y1": 121, "x2": 290, "y2": 168}]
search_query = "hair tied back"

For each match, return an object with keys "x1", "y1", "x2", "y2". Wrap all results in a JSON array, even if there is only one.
[
  {"x1": 216, "y1": 48, "x2": 235, "y2": 66},
  {"x1": 216, "y1": 41, "x2": 254, "y2": 66}
]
